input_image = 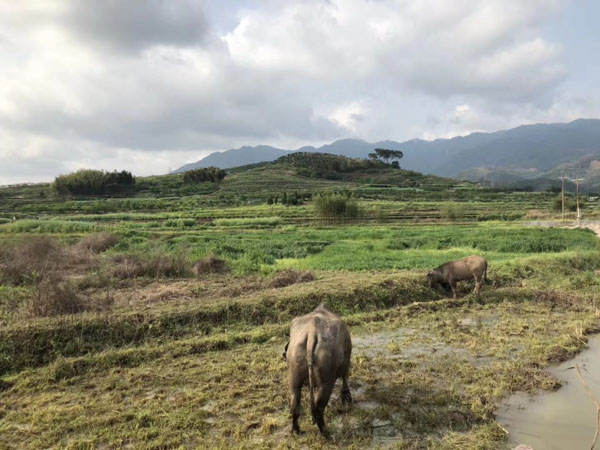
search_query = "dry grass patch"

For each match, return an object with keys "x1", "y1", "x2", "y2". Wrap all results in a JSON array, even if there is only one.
[
  {"x1": 0, "y1": 236, "x2": 100, "y2": 286},
  {"x1": 269, "y1": 269, "x2": 316, "y2": 288},
  {"x1": 192, "y1": 256, "x2": 229, "y2": 276},
  {"x1": 112, "y1": 254, "x2": 191, "y2": 279},
  {"x1": 24, "y1": 275, "x2": 113, "y2": 317},
  {"x1": 74, "y1": 232, "x2": 119, "y2": 254},
  {"x1": 0, "y1": 237, "x2": 62, "y2": 285}
]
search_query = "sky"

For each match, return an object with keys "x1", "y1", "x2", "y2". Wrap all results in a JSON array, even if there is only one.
[{"x1": 1, "y1": 0, "x2": 599, "y2": 184}]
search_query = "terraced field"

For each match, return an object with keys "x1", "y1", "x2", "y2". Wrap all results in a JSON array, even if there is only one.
[{"x1": 1, "y1": 158, "x2": 600, "y2": 448}]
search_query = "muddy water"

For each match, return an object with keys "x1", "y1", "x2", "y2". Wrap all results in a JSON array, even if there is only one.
[{"x1": 496, "y1": 336, "x2": 600, "y2": 450}]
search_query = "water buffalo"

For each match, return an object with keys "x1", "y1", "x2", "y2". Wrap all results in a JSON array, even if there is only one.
[
  {"x1": 284, "y1": 304, "x2": 352, "y2": 438},
  {"x1": 427, "y1": 255, "x2": 488, "y2": 298}
]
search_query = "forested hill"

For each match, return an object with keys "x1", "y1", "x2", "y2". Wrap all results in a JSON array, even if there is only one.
[{"x1": 173, "y1": 119, "x2": 600, "y2": 181}]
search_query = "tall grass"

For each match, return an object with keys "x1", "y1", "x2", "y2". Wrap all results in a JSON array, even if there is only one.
[
  {"x1": 214, "y1": 217, "x2": 282, "y2": 227},
  {"x1": 313, "y1": 194, "x2": 361, "y2": 221},
  {"x1": 0, "y1": 220, "x2": 98, "y2": 233}
]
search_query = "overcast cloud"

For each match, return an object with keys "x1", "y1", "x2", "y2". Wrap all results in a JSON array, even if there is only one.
[{"x1": 1, "y1": 0, "x2": 599, "y2": 183}]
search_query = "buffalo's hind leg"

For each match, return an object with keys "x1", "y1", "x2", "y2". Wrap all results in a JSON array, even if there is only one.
[
  {"x1": 341, "y1": 374, "x2": 352, "y2": 405},
  {"x1": 289, "y1": 380, "x2": 302, "y2": 435},
  {"x1": 315, "y1": 381, "x2": 335, "y2": 439}
]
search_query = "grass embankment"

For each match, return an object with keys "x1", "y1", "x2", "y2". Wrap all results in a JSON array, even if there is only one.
[
  {"x1": 1, "y1": 173, "x2": 600, "y2": 449},
  {"x1": 1, "y1": 237, "x2": 599, "y2": 448}
]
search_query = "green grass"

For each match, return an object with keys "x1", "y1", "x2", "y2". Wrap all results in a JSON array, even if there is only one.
[
  {"x1": 0, "y1": 220, "x2": 99, "y2": 233},
  {"x1": 2, "y1": 159, "x2": 600, "y2": 448}
]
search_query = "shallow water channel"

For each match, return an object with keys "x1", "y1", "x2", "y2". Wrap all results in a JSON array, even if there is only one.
[{"x1": 496, "y1": 336, "x2": 600, "y2": 450}]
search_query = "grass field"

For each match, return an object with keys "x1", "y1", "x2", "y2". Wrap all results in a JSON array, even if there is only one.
[{"x1": 1, "y1": 159, "x2": 600, "y2": 448}]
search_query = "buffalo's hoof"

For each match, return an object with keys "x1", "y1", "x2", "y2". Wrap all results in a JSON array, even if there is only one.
[
  {"x1": 341, "y1": 390, "x2": 352, "y2": 405},
  {"x1": 319, "y1": 430, "x2": 332, "y2": 440}
]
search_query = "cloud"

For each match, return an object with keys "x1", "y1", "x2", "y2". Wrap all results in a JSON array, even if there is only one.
[{"x1": 0, "y1": 0, "x2": 595, "y2": 183}]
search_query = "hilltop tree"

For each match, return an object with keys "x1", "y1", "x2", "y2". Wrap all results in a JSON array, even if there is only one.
[{"x1": 373, "y1": 148, "x2": 403, "y2": 166}]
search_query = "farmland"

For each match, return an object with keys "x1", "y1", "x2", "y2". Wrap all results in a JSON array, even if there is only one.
[{"x1": 1, "y1": 156, "x2": 599, "y2": 449}]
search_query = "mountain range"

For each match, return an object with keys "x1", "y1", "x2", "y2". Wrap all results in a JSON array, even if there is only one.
[{"x1": 172, "y1": 119, "x2": 600, "y2": 190}]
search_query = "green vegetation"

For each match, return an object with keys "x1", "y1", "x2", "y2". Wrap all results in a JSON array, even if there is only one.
[
  {"x1": 53, "y1": 169, "x2": 135, "y2": 196},
  {"x1": 182, "y1": 167, "x2": 227, "y2": 184},
  {"x1": 313, "y1": 194, "x2": 360, "y2": 221},
  {"x1": 1, "y1": 152, "x2": 599, "y2": 448}
]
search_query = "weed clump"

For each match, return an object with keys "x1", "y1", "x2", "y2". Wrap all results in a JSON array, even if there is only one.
[
  {"x1": 440, "y1": 202, "x2": 467, "y2": 220},
  {"x1": 0, "y1": 237, "x2": 62, "y2": 285},
  {"x1": 74, "y1": 232, "x2": 119, "y2": 253},
  {"x1": 269, "y1": 269, "x2": 316, "y2": 288},
  {"x1": 313, "y1": 194, "x2": 361, "y2": 221},
  {"x1": 192, "y1": 256, "x2": 229, "y2": 275},
  {"x1": 112, "y1": 253, "x2": 191, "y2": 279},
  {"x1": 25, "y1": 276, "x2": 113, "y2": 317}
]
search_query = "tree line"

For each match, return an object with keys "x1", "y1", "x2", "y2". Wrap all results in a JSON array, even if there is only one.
[{"x1": 53, "y1": 170, "x2": 135, "y2": 196}]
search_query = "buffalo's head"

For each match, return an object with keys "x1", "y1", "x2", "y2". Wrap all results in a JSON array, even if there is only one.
[
  {"x1": 426, "y1": 271, "x2": 434, "y2": 287},
  {"x1": 426, "y1": 270, "x2": 440, "y2": 288}
]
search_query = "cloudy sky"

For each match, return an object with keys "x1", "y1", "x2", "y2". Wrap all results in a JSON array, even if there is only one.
[{"x1": 1, "y1": 0, "x2": 599, "y2": 184}]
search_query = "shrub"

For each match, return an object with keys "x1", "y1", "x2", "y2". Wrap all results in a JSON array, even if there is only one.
[
  {"x1": 192, "y1": 256, "x2": 229, "y2": 275},
  {"x1": 313, "y1": 194, "x2": 361, "y2": 221},
  {"x1": 551, "y1": 195, "x2": 579, "y2": 212}
]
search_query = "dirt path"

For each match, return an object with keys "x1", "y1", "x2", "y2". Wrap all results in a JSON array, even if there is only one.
[{"x1": 527, "y1": 219, "x2": 600, "y2": 237}]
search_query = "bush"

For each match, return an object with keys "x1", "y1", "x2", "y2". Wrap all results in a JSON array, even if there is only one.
[
  {"x1": 551, "y1": 195, "x2": 579, "y2": 212},
  {"x1": 313, "y1": 194, "x2": 361, "y2": 221}
]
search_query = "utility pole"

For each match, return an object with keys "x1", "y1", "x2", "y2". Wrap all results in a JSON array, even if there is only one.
[
  {"x1": 574, "y1": 177, "x2": 584, "y2": 227},
  {"x1": 559, "y1": 170, "x2": 567, "y2": 221}
]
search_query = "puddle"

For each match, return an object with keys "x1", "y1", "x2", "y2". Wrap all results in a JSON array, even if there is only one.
[
  {"x1": 497, "y1": 336, "x2": 600, "y2": 450},
  {"x1": 352, "y1": 329, "x2": 415, "y2": 358},
  {"x1": 353, "y1": 328, "x2": 492, "y2": 367}
]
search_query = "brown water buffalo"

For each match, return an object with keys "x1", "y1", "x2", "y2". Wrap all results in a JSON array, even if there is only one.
[
  {"x1": 284, "y1": 304, "x2": 352, "y2": 438},
  {"x1": 427, "y1": 255, "x2": 488, "y2": 298}
]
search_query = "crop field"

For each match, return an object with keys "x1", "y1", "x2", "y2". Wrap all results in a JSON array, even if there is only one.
[{"x1": 1, "y1": 162, "x2": 600, "y2": 449}]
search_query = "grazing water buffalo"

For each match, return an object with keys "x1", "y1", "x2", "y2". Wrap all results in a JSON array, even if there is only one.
[
  {"x1": 284, "y1": 304, "x2": 352, "y2": 438},
  {"x1": 427, "y1": 255, "x2": 488, "y2": 298}
]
